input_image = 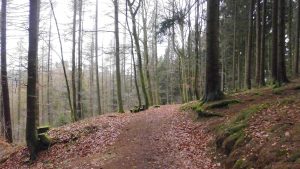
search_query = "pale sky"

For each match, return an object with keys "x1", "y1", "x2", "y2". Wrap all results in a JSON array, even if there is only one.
[{"x1": 5, "y1": 0, "x2": 199, "y2": 72}]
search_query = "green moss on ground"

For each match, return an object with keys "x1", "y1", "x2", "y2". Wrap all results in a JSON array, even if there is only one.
[
  {"x1": 216, "y1": 104, "x2": 270, "y2": 155},
  {"x1": 37, "y1": 126, "x2": 50, "y2": 134},
  {"x1": 204, "y1": 99, "x2": 241, "y2": 110}
]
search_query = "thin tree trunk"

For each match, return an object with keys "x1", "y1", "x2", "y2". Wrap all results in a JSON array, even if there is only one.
[
  {"x1": 47, "y1": 12, "x2": 52, "y2": 125},
  {"x1": 260, "y1": 0, "x2": 266, "y2": 86},
  {"x1": 271, "y1": 0, "x2": 278, "y2": 83},
  {"x1": 17, "y1": 51, "x2": 22, "y2": 140},
  {"x1": 295, "y1": 0, "x2": 300, "y2": 76},
  {"x1": 71, "y1": 0, "x2": 77, "y2": 120},
  {"x1": 114, "y1": 0, "x2": 124, "y2": 113},
  {"x1": 126, "y1": 1, "x2": 141, "y2": 107},
  {"x1": 232, "y1": 0, "x2": 237, "y2": 90},
  {"x1": 1, "y1": 0, "x2": 12, "y2": 143},
  {"x1": 141, "y1": 1, "x2": 153, "y2": 106},
  {"x1": 153, "y1": 0, "x2": 159, "y2": 105},
  {"x1": 89, "y1": 35, "x2": 94, "y2": 116},
  {"x1": 77, "y1": 0, "x2": 83, "y2": 119},
  {"x1": 50, "y1": 0, "x2": 74, "y2": 121},
  {"x1": 255, "y1": 0, "x2": 262, "y2": 86},
  {"x1": 194, "y1": 0, "x2": 200, "y2": 99},
  {"x1": 288, "y1": 0, "x2": 293, "y2": 75},
  {"x1": 127, "y1": 0, "x2": 149, "y2": 109},
  {"x1": 245, "y1": 0, "x2": 255, "y2": 89},
  {"x1": 95, "y1": 0, "x2": 102, "y2": 114}
]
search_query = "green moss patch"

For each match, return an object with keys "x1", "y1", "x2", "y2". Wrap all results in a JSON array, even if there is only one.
[
  {"x1": 216, "y1": 104, "x2": 270, "y2": 155},
  {"x1": 272, "y1": 88, "x2": 284, "y2": 95},
  {"x1": 204, "y1": 99, "x2": 241, "y2": 110}
]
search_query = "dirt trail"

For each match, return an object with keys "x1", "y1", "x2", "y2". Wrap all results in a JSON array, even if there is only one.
[
  {"x1": 70, "y1": 105, "x2": 218, "y2": 169},
  {"x1": 1, "y1": 105, "x2": 219, "y2": 169}
]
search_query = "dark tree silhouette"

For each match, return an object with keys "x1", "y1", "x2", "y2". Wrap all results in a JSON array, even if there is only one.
[{"x1": 203, "y1": 0, "x2": 223, "y2": 102}]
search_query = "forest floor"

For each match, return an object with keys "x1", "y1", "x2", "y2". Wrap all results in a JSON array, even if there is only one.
[
  {"x1": 0, "y1": 105, "x2": 220, "y2": 169},
  {"x1": 0, "y1": 79, "x2": 300, "y2": 169}
]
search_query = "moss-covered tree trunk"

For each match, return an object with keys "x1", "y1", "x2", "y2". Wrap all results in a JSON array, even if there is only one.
[{"x1": 26, "y1": 0, "x2": 40, "y2": 160}]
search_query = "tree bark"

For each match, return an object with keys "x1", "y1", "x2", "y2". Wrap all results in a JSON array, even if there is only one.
[
  {"x1": 277, "y1": 0, "x2": 289, "y2": 84},
  {"x1": 255, "y1": 0, "x2": 262, "y2": 86},
  {"x1": 232, "y1": 0, "x2": 237, "y2": 90},
  {"x1": 26, "y1": 0, "x2": 40, "y2": 160},
  {"x1": 127, "y1": 0, "x2": 149, "y2": 109},
  {"x1": 71, "y1": 0, "x2": 77, "y2": 120},
  {"x1": 95, "y1": 0, "x2": 102, "y2": 114},
  {"x1": 114, "y1": 0, "x2": 124, "y2": 113},
  {"x1": 260, "y1": 0, "x2": 266, "y2": 86},
  {"x1": 194, "y1": 0, "x2": 200, "y2": 99},
  {"x1": 77, "y1": 0, "x2": 83, "y2": 119},
  {"x1": 141, "y1": 1, "x2": 153, "y2": 106},
  {"x1": 271, "y1": 0, "x2": 278, "y2": 83},
  {"x1": 295, "y1": 0, "x2": 300, "y2": 76},
  {"x1": 50, "y1": 0, "x2": 74, "y2": 121},
  {"x1": 245, "y1": 0, "x2": 255, "y2": 89},
  {"x1": 47, "y1": 13, "x2": 52, "y2": 125},
  {"x1": 1, "y1": 0, "x2": 13, "y2": 143},
  {"x1": 203, "y1": 0, "x2": 223, "y2": 102}
]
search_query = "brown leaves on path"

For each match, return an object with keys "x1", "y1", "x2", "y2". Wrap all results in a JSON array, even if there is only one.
[{"x1": 0, "y1": 105, "x2": 219, "y2": 169}]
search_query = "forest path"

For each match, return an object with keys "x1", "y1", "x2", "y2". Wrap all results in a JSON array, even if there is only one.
[{"x1": 76, "y1": 105, "x2": 219, "y2": 169}]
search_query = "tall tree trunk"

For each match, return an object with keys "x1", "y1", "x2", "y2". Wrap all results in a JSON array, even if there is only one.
[
  {"x1": 50, "y1": 0, "x2": 74, "y2": 121},
  {"x1": 203, "y1": 0, "x2": 223, "y2": 102},
  {"x1": 232, "y1": 0, "x2": 237, "y2": 90},
  {"x1": 288, "y1": 0, "x2": 293, "y2": 76},
  {"x1": 126, "y1": 1, "x2": 141, "y2": 107},
  {"x1": 95, "y1": 0, "x2": 102, "y2": 114},
  {"x1": 89, "y1": 35, "x2": 94, "y2": 116},
  {"x1": 245, "y1": 0, "x2": 255, "y2": 89},
  {"x1": 271, "y1": 0, "x2": 278, "y2": 83},
  {"x1": 153, "y1": 0, "x2": 159, "y2": 105},
  {"x1": 260, "y1": 0, "x2": 266, "y2": 86},
  {"x1": 26, "y1": 0, "x2": 40, "y2": 160},
  {"x1": 127, "y1": 0, "x2": 149, "y2": 109},
  {"x1": 194, "y1": 0, "x2": 200, "y2": 99},
  {"x1": 255, "y1": 0, "x2": 262, "y2": 86},
  {"x1": 1, "y1": 0, "x2": 13, "y2": 143},
  {"x1": 186, "y1": 0, "x2": 193, "y2": 101},
  {"x1": 141, "y1": 2, "x2": 153, "y2": 106},
  {"x1": 277, "y1": 0, "x2": 289, "y2": 84},
  {"x1": 17, "y1": 50, "x2": 22, "y2": 140},
  {"x1": 114, "y1": 0, "x2": 124, "y2": 113},
  {"x1": 77, "y1": 0, "x2": 83, "y2": 119},
  {"x1": 47, "y1": 12, "x2": 52, "y2": 125},
  {"x1": 71, "y1": 0, "x2": 77, "y2": 120},
  {"x1": 295, "y1": 0, "x2": 300, "y2": 76}
]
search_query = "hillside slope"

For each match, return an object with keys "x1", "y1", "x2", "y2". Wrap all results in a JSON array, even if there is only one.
[{"x1": 1, "y1": 80, "x2": 300, "y2": 169}]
